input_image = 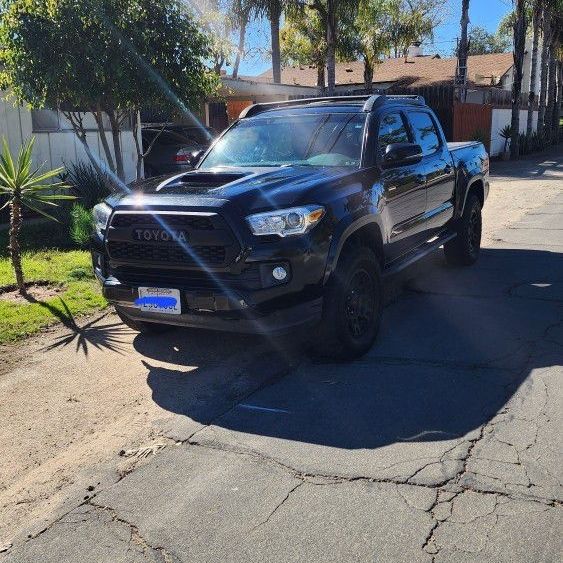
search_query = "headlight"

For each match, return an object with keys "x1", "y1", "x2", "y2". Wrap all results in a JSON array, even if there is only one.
[
  {"x1": 246, "y1": 205, "x2": 325, "y2": 237},
  {"x1": 93, "y1": 203, "x2": 112, "y2": 239}
]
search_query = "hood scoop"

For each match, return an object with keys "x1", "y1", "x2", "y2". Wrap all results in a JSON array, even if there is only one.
[{"x1": 155, "y1": 171, "x2": 248, "y2": 193}]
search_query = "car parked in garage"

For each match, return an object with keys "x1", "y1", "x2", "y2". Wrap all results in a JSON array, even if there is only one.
[{"x1": 142, "y1": 124, "x2": 216, "y2": 177}]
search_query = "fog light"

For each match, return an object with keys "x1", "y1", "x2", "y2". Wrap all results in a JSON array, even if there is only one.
[{"x1": 272, "y1": 266, "x2": 288, "y2": 281}]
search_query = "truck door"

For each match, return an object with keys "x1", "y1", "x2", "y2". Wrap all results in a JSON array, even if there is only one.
[
  {"x1": 405, "y1": 110, "x2": 455, "y2": 233},
  {"x1": 377, "y1": 111, "x2": 428, "y2": 261}
]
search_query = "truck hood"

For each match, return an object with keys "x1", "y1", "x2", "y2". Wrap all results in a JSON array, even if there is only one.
[{"x1": 109, "y1": 166, "x2": 351, "y2": 212}]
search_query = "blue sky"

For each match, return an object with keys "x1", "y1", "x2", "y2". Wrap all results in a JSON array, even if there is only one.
[{"x1": 237, "y1": 0, "x2": 512, "y2": 77}]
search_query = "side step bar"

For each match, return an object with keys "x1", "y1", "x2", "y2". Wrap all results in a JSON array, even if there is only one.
[{"x1": 383, "y1": 231, "x2": 456, "y2": 278}]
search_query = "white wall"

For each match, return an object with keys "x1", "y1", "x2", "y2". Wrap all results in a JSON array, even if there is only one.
[
  {"x1": 490, "y1": 108, "x2": 538, "y2": 156},
  {"x1": 0, "y1": 98, "x2": 140, "y2": 183}
]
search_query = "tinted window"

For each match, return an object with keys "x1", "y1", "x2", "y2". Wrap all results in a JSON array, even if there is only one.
[
  {"x1": 408, "y1": 112, "x2": 440, "y2": 155},
  {"x1": 377, "y1": 113, "x2": 409, "y2": 156}
]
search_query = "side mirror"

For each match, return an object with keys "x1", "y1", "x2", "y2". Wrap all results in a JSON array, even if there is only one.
[
  {"x1": 383, "y1": 143, "x2": 423, "y2": 166},
  {"x1": 188, "y1": 149, "x2": 205, "y2": 167}
]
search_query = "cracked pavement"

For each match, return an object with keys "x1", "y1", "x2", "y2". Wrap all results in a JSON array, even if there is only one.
[{"x1": 1, "y1": 149, "x2": 562, "y2": 562}]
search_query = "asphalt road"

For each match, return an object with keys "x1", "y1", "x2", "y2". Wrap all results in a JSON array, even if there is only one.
[{"x1": 1, "y1": 149, "x2": 562, "y2": 562}]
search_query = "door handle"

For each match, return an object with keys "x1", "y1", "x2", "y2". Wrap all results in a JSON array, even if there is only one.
[{"x1": 416, "y1": 174, "x2": 426, "y2": 184}]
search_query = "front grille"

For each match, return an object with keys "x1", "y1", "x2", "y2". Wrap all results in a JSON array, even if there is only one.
[
  {"x1": 108, "y1": 241, "x2": 226, "y2": 265},
  {"x1": 106, "y1": 211, "x2": 240, "y2": 269},
  {"x1": 111, "y1": 213, "x2": 213, "y2": 230},
  {"x1": 109, "y1": 265, "x2": 262, "y2": 290}
]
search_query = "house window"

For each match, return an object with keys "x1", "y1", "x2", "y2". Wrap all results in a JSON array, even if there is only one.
[
  {"x1": 32, "y1": 109, "x2": 133, "y2": 132},
  {"x1": 31, "y1": 109, "x2": 62, "y2": 132}
]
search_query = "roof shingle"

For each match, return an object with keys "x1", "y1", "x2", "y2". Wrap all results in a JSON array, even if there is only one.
[{"x1": 255, "y1": 53, "x2": 514, "y2": 88}]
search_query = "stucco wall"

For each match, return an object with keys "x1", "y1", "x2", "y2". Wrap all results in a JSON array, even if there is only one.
[
  {"x1": 490, "y1": 108, "x2": 538, "y2": 156},
  {"x1": 0, "y1": 98, "x2": 140, "y2": 183}
]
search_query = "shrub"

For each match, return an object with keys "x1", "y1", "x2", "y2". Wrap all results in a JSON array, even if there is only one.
[
  {"x1": 70, "y1": 204, "x2": 93, "y2": 246},
  {"x1": 518, "y1": 132, "x2": 530, "y2": 156},
  {"x1": 64, "y1": 162, "x2": 112, "y2": 210}
]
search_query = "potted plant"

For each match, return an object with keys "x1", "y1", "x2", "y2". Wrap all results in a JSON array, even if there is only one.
[{"x1": 499, "y1": 125, "x2": 512, "y2": 160}]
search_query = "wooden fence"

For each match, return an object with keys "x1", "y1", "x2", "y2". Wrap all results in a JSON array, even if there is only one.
[{"x1": 452, "y1": 103, "x2": 492, "y2": 150}]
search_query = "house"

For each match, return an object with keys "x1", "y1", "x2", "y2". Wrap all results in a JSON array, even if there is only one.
[
  {"x1": 0, "y1": 98, "x2": 140, "y2": 184},
  {"x1": 202, "y1": 75, "x2": 320, "y2": 131},
  {"x1": 254, "y1": 48, "x2": 539, "y2": 99},
  {"x1": 246, "y1": 46, "x2": 544, "y2": 157}
]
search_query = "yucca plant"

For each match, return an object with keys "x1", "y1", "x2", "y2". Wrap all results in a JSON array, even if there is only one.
[
  {"x1": 0, "y1": 138, "x2": 74, "y2": 294},
  {"x1": 499, "y1": 124, "x2": 512, "y2": 153}
]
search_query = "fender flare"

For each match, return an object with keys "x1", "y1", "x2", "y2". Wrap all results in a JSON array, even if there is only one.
[
  {"x1": 459, "y1": 173, "x2": 486, "y2": 216},
  {"x1": 323, "y1": 214, "x2": 384, "y2": 284}
]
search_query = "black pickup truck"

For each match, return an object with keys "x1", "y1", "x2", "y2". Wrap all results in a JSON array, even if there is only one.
[{"x1": 92, "y1": 95, "x2": 489, "y2": 359}]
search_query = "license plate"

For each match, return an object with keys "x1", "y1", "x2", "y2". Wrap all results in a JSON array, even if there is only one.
[{"x1": 136, "y1": 287, "x2": 181, "y2": 315}]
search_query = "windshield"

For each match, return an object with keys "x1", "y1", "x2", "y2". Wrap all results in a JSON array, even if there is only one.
[{"x1": 199, "y1": 112, "x2": 366, "y2": 169}]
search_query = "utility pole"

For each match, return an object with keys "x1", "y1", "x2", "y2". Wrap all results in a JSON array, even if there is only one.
[{"x1": 455, "y1": 0, "x2": 470, "y2": 102}]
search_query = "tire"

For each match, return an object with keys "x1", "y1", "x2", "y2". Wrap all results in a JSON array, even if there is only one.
[
  {"x1": 444, "y1": 193, "x2": 482, "y2": 266},
  {"x1": 313, "y1": 246, "x2": 383, "y2": 361},
  {"x1": 115, "y1": 306, "x2": 172, "y2": 334}
]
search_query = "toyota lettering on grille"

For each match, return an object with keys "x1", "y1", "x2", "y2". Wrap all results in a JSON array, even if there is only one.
[{"x1": 132, "y1": 228, "x2": 188, "y2": 243}]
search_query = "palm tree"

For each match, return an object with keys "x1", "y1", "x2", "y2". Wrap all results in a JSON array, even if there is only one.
[
  {"x1": 256, "y1": 0, "x2": 287, "y2": 83},
  {"x1": 537, "y1": 5, "x2": 551, "y2": 136},
  {"x1": 509, "y1": 0, "x2": 527, "y2": 160},
  {"x1": 526, "y1": 1, "x2": 541, "y2": 136},
  {"x1": 544, "y1": 1, "x2": 562, "y2": 142},
  {"x1": 325, "y1": 0, "x2": 337, "y2": 95},
  {"x1": 0, "y1": 138, "x2": 72, "y2": 294},
  {"x1": 231, "y1": 0, "x2": 254, "y2": 79}
]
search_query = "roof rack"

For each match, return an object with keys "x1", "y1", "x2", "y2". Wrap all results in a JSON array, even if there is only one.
[{"x1": 238, "y1": 93, "x2": 425, "y2": 119}]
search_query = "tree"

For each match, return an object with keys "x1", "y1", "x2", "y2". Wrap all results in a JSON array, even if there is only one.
[
  {"x1": 0, "y1": 139, "x2": 73, "y2": 294},
  {"x1": 526, "y1": 2, "x2": 541, "y2": 136},
  {"x1": 196, "y1": 0, "x2": 237, "y2": 75},
  {"x1": 510, "y1": 0, "x2": 527, "y2": 160},
  {"x1": 255, "y1": 0, "x2": 289, "y2": 84},
  {"x1": 280, "y1": 2, "x2": 357, "y2": 90},
  {"x1": 231, "y1": 0, "x2": 255, "y2": 79},
  {"x1": 350, "y1": 0, "x2": 390, "y2": 91},
  {"x1": 544, "y1": 7, "x2": 562, "y2": 143},
  {"x1": 0, "y1": 0, "x2": 218, "y2": 182},
  {"x1": 326, "y1": 0, "x2": 337, "y2": 94},
  {"x1": 384, "y1": 0, "x2": 440, "y2": 59},
  {"x1": 537, "y1": 4, "x2": 552, "y2": 134},
  {"x1": 463, "y1": 25, "x2": 510, "y2": 55},
  {"x1": 302, "y1": 0, "x2": 360, "y2": 95},
  {"x1": 280, "y1": 5, "x2": 328, "y2": 88},
  {"x1": 536, "y1": 0, "x2": 562, "y2": 142}
]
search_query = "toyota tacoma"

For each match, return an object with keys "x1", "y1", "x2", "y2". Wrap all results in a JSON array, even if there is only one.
[{"x1": 91, "y1": 95, "x2": 489, "y2": 359}]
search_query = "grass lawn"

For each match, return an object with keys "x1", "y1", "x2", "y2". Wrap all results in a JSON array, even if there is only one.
[{"x1": 0, "y1": 222, "x2": 107, "y2": 343}]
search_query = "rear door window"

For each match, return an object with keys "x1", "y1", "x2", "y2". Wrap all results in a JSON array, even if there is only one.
[{"x1": 407, "y1": 112, "x2": 441, "y2": 155}]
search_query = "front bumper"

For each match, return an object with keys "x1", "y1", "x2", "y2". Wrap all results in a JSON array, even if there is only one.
[
  {"x1": 101, "y1": 276, "x2": 323, "y2": 335},
  {"x1": 92, "y1": 202, "x2": 332, "y2": 334}
]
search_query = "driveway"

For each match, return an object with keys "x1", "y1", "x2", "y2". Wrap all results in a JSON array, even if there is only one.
[{"x1": 1, "y1": 149, "x2": 562, "y2": 562}]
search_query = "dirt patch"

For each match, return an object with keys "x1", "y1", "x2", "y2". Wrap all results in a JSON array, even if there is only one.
[{"x1": 0, "y1": 281, "x2": 65, "y2": 304}]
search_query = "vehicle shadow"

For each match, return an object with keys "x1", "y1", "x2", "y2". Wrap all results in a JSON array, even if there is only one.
[{"x1": 137, "y1": 246, "x2": 562, "y2": 449}]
